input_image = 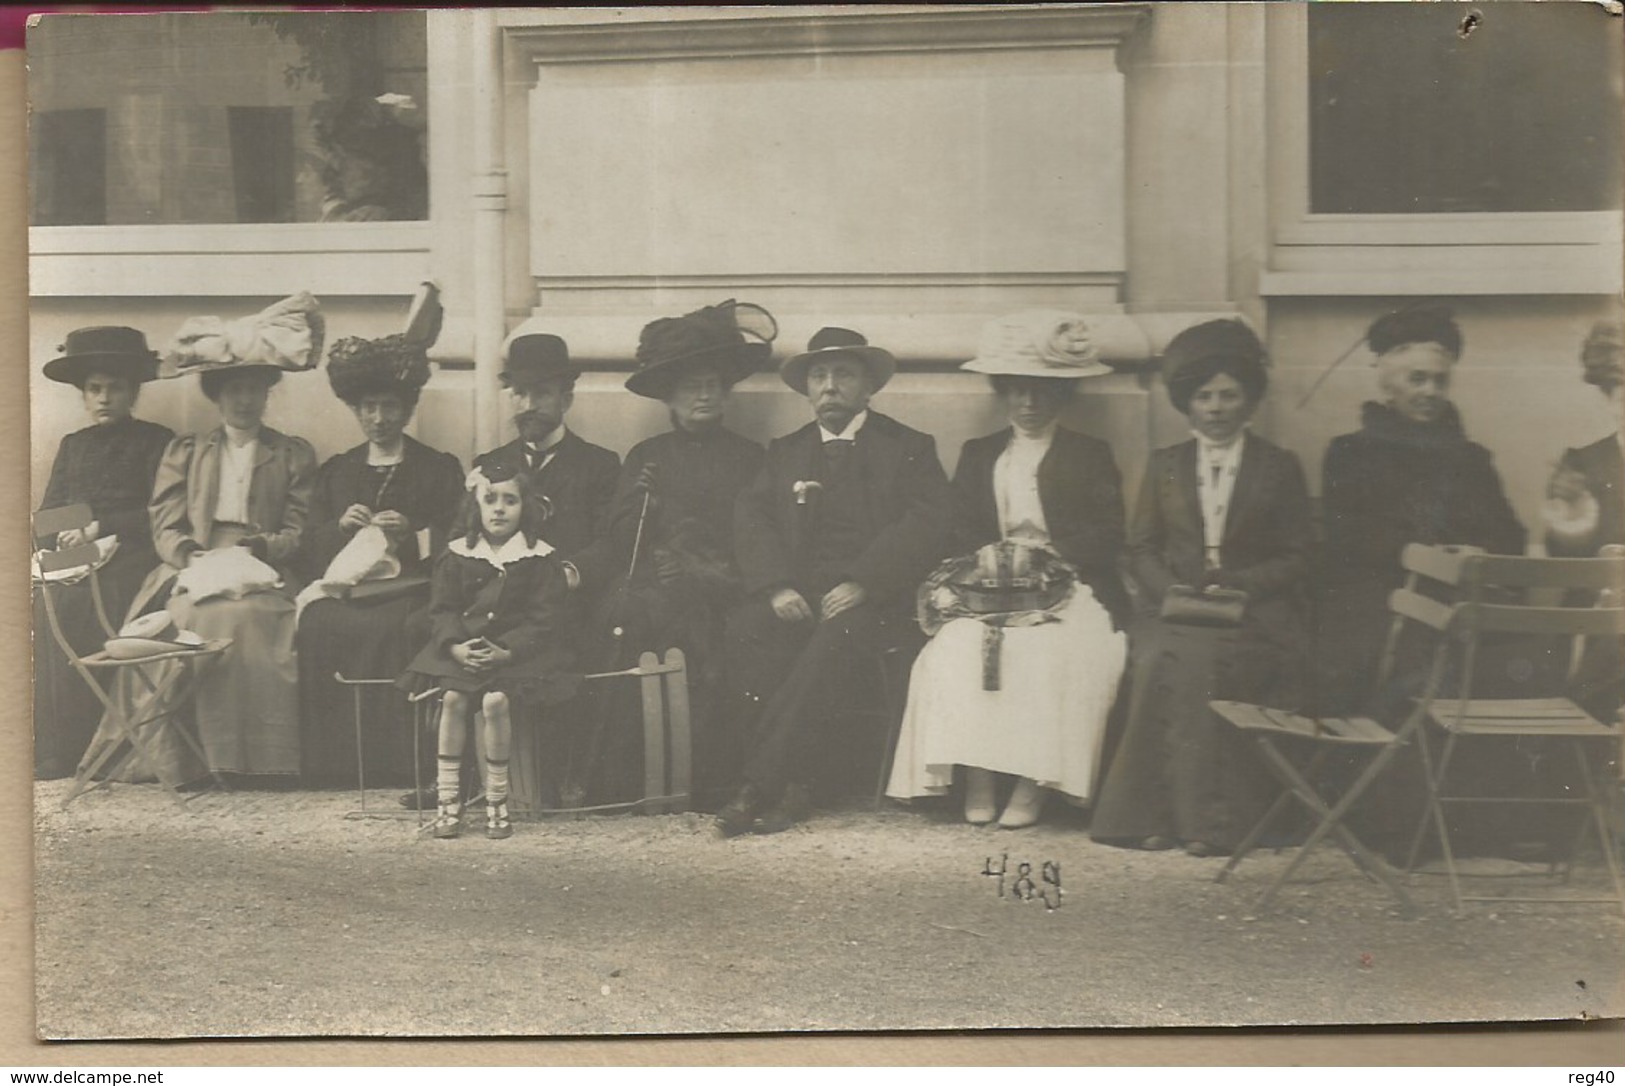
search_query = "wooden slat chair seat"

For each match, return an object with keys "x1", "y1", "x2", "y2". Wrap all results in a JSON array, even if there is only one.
[
  {"x1": 33, "y1": 503, "x2": 232, "y2": 809},
  {"x1": 1209, "y1": 700, "x2": 1418, "y2": 917},
  {"x1": 1392, "y1": 545, "x2": 1625, "y2": 915}
]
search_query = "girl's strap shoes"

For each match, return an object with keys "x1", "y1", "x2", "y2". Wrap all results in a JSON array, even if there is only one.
[{"x1": 486, "y1": 798, "x2": 512, "y2": 840}]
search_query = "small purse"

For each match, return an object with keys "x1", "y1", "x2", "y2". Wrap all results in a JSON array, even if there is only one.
[{"x1": 1159, "y1": 584, "x2": 1247, "y2": 628}]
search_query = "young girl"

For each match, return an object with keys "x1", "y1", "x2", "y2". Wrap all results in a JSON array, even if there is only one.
[{"x1": 401, "y1": 454, "x2": 575, "y2": 839}]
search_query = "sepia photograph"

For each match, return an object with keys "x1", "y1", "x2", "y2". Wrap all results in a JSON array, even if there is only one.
[{"x1": 23, "y1": 3, "x2": 1625, "y2": 1043}]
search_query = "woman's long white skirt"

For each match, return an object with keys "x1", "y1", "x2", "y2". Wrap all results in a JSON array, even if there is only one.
[{"x1": 885, "y1": 586, "x2": 1126, "y2": 804}]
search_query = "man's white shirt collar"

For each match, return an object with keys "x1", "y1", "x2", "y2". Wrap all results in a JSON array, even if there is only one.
[
  {"x1": 449, "y1": 532, "x2": 554, "y2": 569},
  {"x1": 525, "y1": 426, "x2": 568, "y2": 456},
  {"x1": 820, "y1": 410, "x2": 868, "y2": 443}
]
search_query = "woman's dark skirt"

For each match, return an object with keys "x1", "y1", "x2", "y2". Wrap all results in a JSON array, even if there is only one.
[
  {"x1": 1090, "y1": 613, "x2": 1297, "y2": 852},
  {"x1": 296, "y1": 587, "x2": 432, "y2": 786}
]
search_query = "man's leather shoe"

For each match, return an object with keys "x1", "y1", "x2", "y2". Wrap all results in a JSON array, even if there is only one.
[
  {"x1": 752, "y1": 781, "x2": 811, "y2": 835},
  {"x1": 716, "y1": 783, "x2": 767, "y2": 838}
]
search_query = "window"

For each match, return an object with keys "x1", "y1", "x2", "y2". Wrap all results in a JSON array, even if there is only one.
[
  {"x1": 1308, "y1": 4, "x2": 1621, "y2": 215},
  {"x1": 27, "y1": 11, "x2": 428, "y2": 226},
  {"x1": 30, "y1": 109, "x2": 106, "y2": 226},
  {"x1": 1263, "y1": 4, "x2": 1623, "y2": 297}
]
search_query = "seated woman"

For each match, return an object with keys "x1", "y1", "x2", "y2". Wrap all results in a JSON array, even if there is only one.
[
  {"x1": 1542, "y1": 318, "x2": 1624, "y2": 719},
  {"x1": 885, "y1": 311, "x2": 1129, "y2": 829},
  {"x1": 295, "y1": 318, "x2": 463, "y2": 785},
  {"x1": 1091, "y1": 318, "x2": 1312, "y2": 857},
  {"x1": 1315, "y1": 306, "x2": 1526, "y2": 716},
  {"x1": 568, "y1": 300, "x2": 770, "y2": 808},
  {"x1": 33, "y1": 327, "x2": 173, "y2": 779},
  {"x1": 88, "y1": 294, "x2": 322, "y2": 783}
]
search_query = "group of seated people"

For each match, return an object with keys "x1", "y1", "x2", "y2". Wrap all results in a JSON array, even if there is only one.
[{"x1": 33, "y1": 294, "x2": 1625, "y2": 850}]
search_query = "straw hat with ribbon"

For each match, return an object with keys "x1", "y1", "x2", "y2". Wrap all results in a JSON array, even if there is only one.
[{"x1": 960, "y1": 311, "x2": 1113, "y2": 380}]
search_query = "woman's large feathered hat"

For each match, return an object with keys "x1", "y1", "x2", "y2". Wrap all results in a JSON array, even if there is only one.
[
  {"x1": 325, "y1": 283, "x2": 443, "y2": 405},
  {"x1": 158, "y1": 292, "x2": 326, "y2": 379},
  {"x1": 626, "y1": 299, "x2": 777, "y2": 400}
]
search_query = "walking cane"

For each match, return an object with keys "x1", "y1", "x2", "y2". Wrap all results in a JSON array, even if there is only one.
[{"x1": 572, "y1": 486, "x2": 655, "y2": 805}]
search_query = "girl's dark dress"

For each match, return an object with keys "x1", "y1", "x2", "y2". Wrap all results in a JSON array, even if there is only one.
[
  {"x1": 401, "y1": 534, "x2": 577, "y2": 703},
  {"x1": 34, "y1": 416, "x2": 174, "y2": 778},
  {"x1": 295, "y1": 437, "x2": 463, "y2": 784}
]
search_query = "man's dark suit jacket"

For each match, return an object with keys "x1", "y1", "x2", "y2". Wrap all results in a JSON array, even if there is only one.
[
  {"x1": 482, "y1": 430, "x2": 620, "y2": 563},
  {"x1": 950, "y1": 426, "x2": 1130, "y2": 628},
  {"x1": 734, "y1": 410, "x2": 950, "y2": 609}
]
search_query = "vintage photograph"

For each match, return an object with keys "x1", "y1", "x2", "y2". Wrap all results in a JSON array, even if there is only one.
[{"x1": 25, "y1": 4, "x2": 1625, "y2": 1040}]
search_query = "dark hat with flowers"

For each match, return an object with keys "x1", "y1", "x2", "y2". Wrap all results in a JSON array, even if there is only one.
[{"x1": 626, "y1": 299, "x2": 777, "y2": 401}]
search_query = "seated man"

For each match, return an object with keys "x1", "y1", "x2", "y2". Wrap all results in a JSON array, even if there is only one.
[
  {"x1": 485, "y1": 332, "x2": 620, "y2": 580},
  {"x1": 716, "y1": 326, "x2": 950, "y2": 836}
]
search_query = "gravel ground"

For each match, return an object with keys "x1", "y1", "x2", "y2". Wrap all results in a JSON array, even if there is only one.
[{"x1": 32, "y1": 779, "x2": 1624, "y2": 1040}]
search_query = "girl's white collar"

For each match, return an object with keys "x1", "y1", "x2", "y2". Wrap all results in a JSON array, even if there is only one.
[{"x1": 448, "y1": 533, "x2": 554, "y2": 568}]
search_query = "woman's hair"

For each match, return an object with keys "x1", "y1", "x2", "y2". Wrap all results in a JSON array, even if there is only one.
[
  {"x1": 1160, "y1": 318, "x2": 1269, "y2": 415},
  {"x1": 1581, "y1": 319, "x2": 1623, "y2": 393},
  {"x1": 988, "y1": 374, "x2": 1080, "y2": 401},
  {"x1": 200, "y1": 367, "x2": 281, "y2": 403},
  {"x1": 1366, "y1": 306, "x2": 1462, "y2": 359},
  {"x1": 1165, "y1": 354, "x2": 1269, "y2": 415},
  {"x1": 452, "y1": 470, "x2": 551, "y2": 549}
]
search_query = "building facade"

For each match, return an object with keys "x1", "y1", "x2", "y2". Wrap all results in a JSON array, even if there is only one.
[{"x1": 29, "y1": 5, "x2": 1624, "y2": 537}]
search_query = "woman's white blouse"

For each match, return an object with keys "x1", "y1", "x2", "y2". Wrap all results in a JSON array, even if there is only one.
[
  {"x1": 215, "y1": 427, "x2": 259, "y2": 524},
  {"x1": 1193, "y1": 429, "x2": 1247, "y2": 568},
  {"x1": 994, "y1": 426, "x2": 1054, "y2": 544}
]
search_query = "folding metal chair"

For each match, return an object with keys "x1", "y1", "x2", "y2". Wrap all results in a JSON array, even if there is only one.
[
  {"x1": 1208, "y1": 701, "x2": 1418, "y2": 916},
  {"x1": 331, "y1": 672, "x2": 430, "y2": 824},
  {"x1": 423, "y1": 648, "x2": 692, "y2": 820},
  {"x1": 1393, "y1": 545, "x2": 1625, "y2": 914},
  {"x1": 33, "y1": 504, "x2": 231, "y2": 809}
]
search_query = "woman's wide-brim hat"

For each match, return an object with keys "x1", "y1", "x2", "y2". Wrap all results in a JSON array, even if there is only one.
[
  {"x1": 626, "y1": 299, "x2": 777, "y2": 400},
  {"x1": 780, "y1": 326, "x2": 896, "y2": 395},
  {"x1": 158, "y1": 292, "x2": 325, "y2": 380},
  {"x1": 103, "y1": 610, "x2": 205, "y2": 661},
  {"x1": 961, "y1": 310, "x2": 1112, "y2": 380},
  {"x1": 43, "y1": 326, "x2": 161, "y2": 387}
]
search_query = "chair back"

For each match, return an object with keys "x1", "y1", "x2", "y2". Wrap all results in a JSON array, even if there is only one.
[
  {"x1": 32, "y1": 503, "x2": 118, "y2": 651},
  {"x1": 1382, "y1": 545, "x2": 1625, "y2": 731},
  {"x1": 33, "y1": 502, "x2": 94, "y2": 543}
]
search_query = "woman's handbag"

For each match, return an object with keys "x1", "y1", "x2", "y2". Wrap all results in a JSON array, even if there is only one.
[{"x1": 1159, "y1": 584, "x2": 1248, "y2": 628}]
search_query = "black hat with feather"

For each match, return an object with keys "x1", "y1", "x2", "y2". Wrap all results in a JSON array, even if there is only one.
[{"x1": 325, "y1": 282, "x2": 443, "y2": 407}]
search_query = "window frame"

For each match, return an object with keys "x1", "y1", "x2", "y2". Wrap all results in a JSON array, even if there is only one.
[
  {"x1": 26, "y1": 11, "x2": 434, "y2": 299},
  {"x1": 1261, "y1": 3, "x2": 1622, "y2": 298}
]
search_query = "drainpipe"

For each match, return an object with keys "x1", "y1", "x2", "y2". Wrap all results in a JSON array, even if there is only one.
[{"x1": 470, "y1": 8, "x2": 507, "y2": 456}]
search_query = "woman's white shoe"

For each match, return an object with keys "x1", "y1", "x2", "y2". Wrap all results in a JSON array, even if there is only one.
[
  {"x1": 963, "y1": 766, "x2": 997, "y2": 825},
  {"x1": 998, "y1": 777, "x2": 1045, "y2": 829}
]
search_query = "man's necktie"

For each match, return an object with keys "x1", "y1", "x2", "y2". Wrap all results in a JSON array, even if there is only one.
[{"x1": 823, "y1": 438, "x2": 855, "y2": 473}]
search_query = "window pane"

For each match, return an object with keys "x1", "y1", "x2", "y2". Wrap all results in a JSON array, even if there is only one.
[
  {"x1": 28, "y1": 11, "x2": 428, "y2": 225},
  {"x1": 1308, "y1": 4, "x2": 1622, "y2": 214},
  {"x1": 30, "y1": 109, "x2": 106, "y2": 225}
]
